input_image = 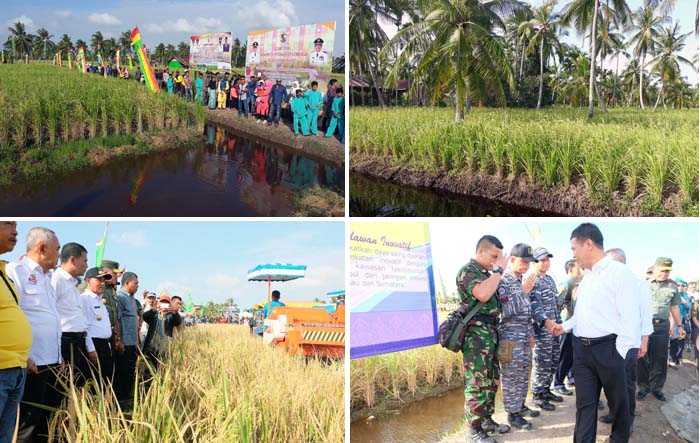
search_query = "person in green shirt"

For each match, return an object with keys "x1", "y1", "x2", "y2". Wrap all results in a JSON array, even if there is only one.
[
  {"x1": 324, "y1": 88, "x2": 344, "y2": 139},
  {"x1": 195, "y1": 73, "x2": 204, "y2": 104},
  {"x1": 290, "y1": 89, "x2": 310, "y2": 136},
  {"x1": 304, "y1": 81, "x2": 323, "y2": 135}
]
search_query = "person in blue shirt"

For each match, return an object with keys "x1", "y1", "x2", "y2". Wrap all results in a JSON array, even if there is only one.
[
  {"x1": 246, "y1": 76, "x2": 258, "y2": 118},
  {"x1": 263, "y1": 290, "x2": 286, "y2": 317},
  {"x1": 304, "y1": 81, "x2": 324, "y2": 135},
  {"x1": 291, "y1": 89, "x2": 310, "y2": 136},
  {"x1": 670, "y1": 279, "x2": 692, "y2": 366},
  {"x1": 324, "y1": 88, "x2": 344, "y2": 140},
  {"x1": 267, "y1": 79, "x2": 288, "y2": 127}
]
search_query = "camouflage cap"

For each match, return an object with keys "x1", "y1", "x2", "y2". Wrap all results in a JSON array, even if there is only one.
[
  {"x1": 510, "y1": 243, "x2": 538, "y2": 263},
  {"x1": 101, "y1": 260, "x2": 122, "y2": 272},
  {"x1": 655, "y1": 257, "x2": 673, "y2": 271}
]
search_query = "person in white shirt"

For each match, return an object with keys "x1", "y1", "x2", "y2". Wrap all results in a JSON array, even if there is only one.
[
  {"x1": 51, "y1": 242, "x2": 96, "y2": 386},
  {"x1": 81, "y1": 268, "x2": 113, "y2": 386},
  {"x1": 597, "y1": 248, "x2": 652, "y2": 432},
  {"x1": 247, "y1": 42, "x2": 260, "y2": 65},
  {"x1": 554, "y1": 223, "x2": 637, "y2": 443},
  {"x1": 6, "y1": 227, "x2": 63, "y2": 443}
]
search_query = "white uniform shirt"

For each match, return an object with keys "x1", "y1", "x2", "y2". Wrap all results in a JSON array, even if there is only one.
[
  {"x1": 81, "y1": 290, "x2": 112, "y2": 340},
  {"x1": 562, "y1": 254, "x2": 640, "y2": 359},
  {"x1": 638, "y1": 278, "x2": 653, "y2": 337},
  {"x1": 51, "y1": 267, "x2": 94, "y2": 353},
  {"x1": 6, "y1": 257, "x2": 62, "y2": 366},
  {"x1": 247, "y1": 51, "x2": 259, "y2": 65},
  {"x1": 309, "y1": 50, "x2": 328, "y2": 66}
]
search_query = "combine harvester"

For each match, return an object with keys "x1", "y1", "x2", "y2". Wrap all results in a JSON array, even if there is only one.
[{"x1": 247, "y1": 263, "x2": 344, "y2": 358}]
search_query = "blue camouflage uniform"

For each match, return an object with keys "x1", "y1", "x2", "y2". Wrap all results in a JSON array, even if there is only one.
[{"x1": 530, "y1": 273, "x2": 561, "y2": 394}]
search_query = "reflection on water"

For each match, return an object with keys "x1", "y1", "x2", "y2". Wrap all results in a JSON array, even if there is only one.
[
  {"x1": 351, "y1": 389, "x2": 466, "y2": 443},
  {"x1": 350, "y1": 174, "x2": 556, "y2": 217},
  {"x1": 0, "y1": 125, "x2": 343, "y2": 216}
]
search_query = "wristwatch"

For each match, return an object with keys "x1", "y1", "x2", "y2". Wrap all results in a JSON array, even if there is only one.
[{"x1": 492, "y1": 266, "x2": 503, "y2": 275}]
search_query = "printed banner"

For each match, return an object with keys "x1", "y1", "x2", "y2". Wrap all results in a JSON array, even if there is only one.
[
  {"x1": 245, "y1": 22, "x2": 335, "y2": 87},
  {"x1": 189, "y1": 32, "x2": 232, "y2": 72},
  {"x1": 349, "y1": 222, "x2": 438, "y2": 359}
]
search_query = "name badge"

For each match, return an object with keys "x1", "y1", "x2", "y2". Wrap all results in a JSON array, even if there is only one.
[{"x1": 27, "y1": 274, "x2": 37, "y2": 285}]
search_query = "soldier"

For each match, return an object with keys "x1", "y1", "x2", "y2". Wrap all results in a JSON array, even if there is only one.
[
  {"x1": 553, "y1": 259, "x2": 582, "y2": 395},
  {"x1": 497, "y1": 244, "x2": 539, "y2": 430},
  {"x1": 247, "y1": 41, "x2": 260, "y2": 65},
  {"x1": 309, "y1": 38, "x2": 329, "y2": 66},
  {"x1": 529, "y1": 247, "x2": 563, "y2": 411},
  {"x1": 101, "y1": 260, "x2": 124, "y2": 380},
  {"x1": 637, "y1": 257, "x2": 685, "y2": 402},
  {"x1": 456, "y1": 235, "x2": 510, "y2": 443}
]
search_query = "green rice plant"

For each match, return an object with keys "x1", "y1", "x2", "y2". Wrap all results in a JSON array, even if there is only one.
[{"x1": 643, "y1": 150, "x2": 669, "y2": 207}]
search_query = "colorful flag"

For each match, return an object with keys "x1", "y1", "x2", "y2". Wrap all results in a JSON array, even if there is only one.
[
  {"x1": 127, "y1": 53, "x2": 133, "y2": 71},
  {"x1": 95, "y1": 223, "x2": 109, "y2": 267},
  {"x1": 67, "y1": 50, "x2": 72, "y2": 69},
  {"x1": 116, "y1": 48, "x2": 120, "y2": 71},
  {"x1": 130, "y1": 27, "x2": 159, "y2": 92},
  {"x1": 185, "y1": 293, "x2": 194, "y2": 313},
  {"x1": 77, "y1": 47, "x2": 86, "y2": 73}
]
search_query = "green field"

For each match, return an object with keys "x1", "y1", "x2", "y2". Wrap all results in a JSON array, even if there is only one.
[
  {"x1": 0, "y1": 64, "x2": 205, "y2": 149},
  {"x1": 350, "y1": 107, "x2": 698, "y2": 215}
]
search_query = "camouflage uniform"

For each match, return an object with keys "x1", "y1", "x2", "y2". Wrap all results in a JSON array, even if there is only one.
[
  {"x1": 102, "y1": 284, "x2": 121, "y2": 340},
  {"x1": 457, "y1": 259, "x2": 500, "y2": 428},
  {"x1": 691, "y1": 299, "x2": 699, "y2": 361},
  {"x1": 496, "y1": 269, "x2": 533, "y2": 414},
  {"x1": 530, "y1": 273, "x2": 561, "y2": 394}
]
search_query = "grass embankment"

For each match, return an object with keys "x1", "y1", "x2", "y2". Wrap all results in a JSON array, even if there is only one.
[
  {"x1": 0, "y1": 64, "x2": 206, "y2": 183},
  {"x1": 350, "y1": 107, "x2": 698, "y2": 216},
  {"x1": 51, "y1": 325, "x2": 344, "y2": 443},
  {"x1": 350, "y1": 345, "x2": 463, "y2": 420},
  {"x1": 292, "y1": 186, "x2": 345, "y2": 217}
]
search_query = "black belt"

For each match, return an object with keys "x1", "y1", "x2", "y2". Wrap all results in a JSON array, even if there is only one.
[
  {"x1": 577, "y1": 334, "x2": 616, "y2": 346},
  {"x1": 653, "y1": 318, "x2": 669, "y2": 325},
  {"x1": 62, "y1": 331, "x2": 87, "y2": 339},
  {"x1": 470, "y1": 315, "x2": 499, "y2": 325},
  {"x1": 91, "y1": 337, "x2": 111, "y2": 342}
]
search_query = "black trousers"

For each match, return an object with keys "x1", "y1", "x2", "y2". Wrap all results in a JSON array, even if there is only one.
[
  {"x1": 16, "y1": 364, "x2": 63, "y2": 443},
  {"x1": 637, "y1": 320, "x2": 670, "y2": 392},
  {"x1": 669, "y1": 338, "x2": 683, "y2": 364},
  {"x1": 114, "y1": 345, "x2": 137, "y2": 402},
  {"x1": 573, "y1": 336, "x2": 630, "y2": 443},
  {"x1": 554, "y1": 332, "x2": 574, "y2": 388},
  {"x1": 60, "y1": 333, "x2": 89, "y2": 386},
  {"x1": 605, "y1": 348, "x2": 637, "y2": 428},
  {"x1": 90, "y1": 337, "x2": 113, "y2": 385}
]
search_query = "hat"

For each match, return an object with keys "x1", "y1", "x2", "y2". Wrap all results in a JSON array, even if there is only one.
[
  {"x1": 314, "y1": 38, "x2": 324, "y2": 45},
  {"x1": 510, "y1": 243, "x2": 538, "y2": 262},
  {"x1": 146, "y1": 292, "x2": 157, "y2": 299},
  {"x1": 159, "y1": 295, "x2": 171, "y2": 303},
  {"x1": 646, "y1": 266, "x2": 654, "y2": 274},
  {"x1": 675, "y1": 278, "x2": 688, "y2": 286},
  {"x1": 655, "y1": 257, "x2": 673, "y2": 271},
  {"x1": 533, "y1": 247, "x2": 553, "y2": 261},
  {"x1": 85, "y1": 267, "x2": 112, "y2": 280},
  {"x1": 252, "y1": 41, "x2": 259, "y2": 48},
  {"x1": 101, "y1": 260, "x2": 122, "y2": 273}
]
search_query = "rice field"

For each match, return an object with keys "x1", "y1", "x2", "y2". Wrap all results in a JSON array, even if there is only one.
[
  {"x1": 0, "y1": 64, "x2": 206, "y2": 149},
  {"x1": 350, "y1": 345, "x2": 463, "y2": 413},
  {"x1": 50, "y1": 324, "x2": 344, "y2": 443},
  {"x1": 350, "y1": 107, "x2": 699, "y2": 213}
]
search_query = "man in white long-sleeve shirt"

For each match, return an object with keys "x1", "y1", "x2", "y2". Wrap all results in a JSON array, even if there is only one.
[
  {"x1": 51, "y1": 242, "x2": 96, "y2": 386},
  {"x1": 554, "y1": 223, "x2": 638, "y2": 443},
  {"x1": 6, "y1": 227, "x2": 62, "y2": 443},
  {"x1": 81, "y1": 268, "x2": 114, "y2": 385}
]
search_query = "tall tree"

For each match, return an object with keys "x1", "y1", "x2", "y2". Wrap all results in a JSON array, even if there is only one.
[
  {"x1": 154, "y1": 43, "x2": 166, "y2": 66},
  {"x1": 177, "y1": 42, "x2": 189, "y2": 60},
  {"x1": 649, "y1": 22, "x2": 695, "y2": 110},
  {"x1": 90, "y1": 31, "x2": 105, "y2": 59},
  {"x1": 56, "y1": 34, "x2": 73, "y2": 54},
  {"x1": 6, "y1": 22, "x2": 33, "y2": 58},
  {"x1": 35, "y1": 28, "x2": 55, "y2": 60},
  {"x1": 526, "y1": 0, "x2": 564, "y2": 109},
  {"x1": 627, "y1": 6, "x2": 668, "y2": 108}
]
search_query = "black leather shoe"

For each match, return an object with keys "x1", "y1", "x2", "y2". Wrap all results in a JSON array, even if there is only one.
[
  {"x1": 553, "y1": 386, "x2": 573, "y2": 396},
  {"x1": 636, "y1": 389, "x2": 649, "y2": 400},
  {"x1": 482, "y1": 417, "x2": 510, "y2": 434},
  {"x1": 520, "y1": 404, "x2": 540, "y2": 417},
  {"x1": 652, "y1": 390, "x2": 666, "y2": 401},
  {"x1": 599, "y1": 414, "x2": 614, "y2": 424},
  {"x1": 508, "y1": 412, "x2": 532, "y2": 430},
  {"x1": 543, "y1": 390, "x2": 564, "y2": 402},
  {"x1": 533, "y1": 397, "x2": 556, "y2": 411},
  {"x1": 468, "y1": 427, "x2": 496, "y2": 443}
]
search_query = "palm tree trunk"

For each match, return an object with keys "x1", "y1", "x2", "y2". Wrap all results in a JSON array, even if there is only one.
[
  {"x1": 519, "y1": 40, "x2": 526, "y2": 82},
  {"x1": 652, "y1": 85, "x2": 662, "y2": 112},
  {"x1": 613, "y1": 53, "x2": 620, "y2": 107},
  {"x1": 537, "y1": 37, "x2": 544, "y2": 109},
  {"x1": 367, "y1": 58, "x2": 385, "y2": 107},
  {"x1": 639, "y1": 53, "x2": 645, "y2": 109},
  {"x1": 588, "y1": 0, "x2": 599, "y2": 120},
  {"x1": 598, "y1": 50, "x2": 608, "y2": 112}
]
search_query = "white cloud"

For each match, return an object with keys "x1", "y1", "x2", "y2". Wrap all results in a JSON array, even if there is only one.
[
  {"x1": 112, "y1": 230, "x2": 147, "y2": 247},
  {"x1": 7, "y1": 15, "x2": 36, "y2": 32},
  {"x1": 54, "y1": 10, "x2": 73, "y2": 18},
  {"x1": 237, "y1": 0, "x2": 298, "y2": 29},
  {"x1": 144, "y1": 23, "x2": 166, "y2": 34},
  {"x1": 195, "y1": 17, "x2": 224, "y2": 28},
  {"x1": 88, "y1": 12, "x2": 122, "y2": 26},
  {"x1": 145, "y1": 16, "x2": 224, "y2": 35}
]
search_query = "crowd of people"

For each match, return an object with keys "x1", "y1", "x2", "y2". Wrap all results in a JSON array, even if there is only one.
[
  {"x1": 0, "y1": 222, "x2": 188, "y2": 443},
  {"x1": 455, "y1": 223, "x2": 698, "y2": 443},
  {"x1": 83, "y1": 63, "x2": 142, "y2": 82}
]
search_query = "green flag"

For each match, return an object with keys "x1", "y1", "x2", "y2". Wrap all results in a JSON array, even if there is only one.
[
  {"x1": 95, "y1": 223, "x2": 109, "y2": 267},
  {"x1": 185, "y1": 293, "x2": 194, "y2": 313}
]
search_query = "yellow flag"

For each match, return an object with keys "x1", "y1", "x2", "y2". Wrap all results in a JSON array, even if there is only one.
[{"x1": 533, "y1": 224, "x2": 542, "y2": 242}]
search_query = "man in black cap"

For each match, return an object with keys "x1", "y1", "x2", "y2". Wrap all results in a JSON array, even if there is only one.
[
  {"x1": 309, "y1": 37, "x2": 328, "y2": 66},
  {"x1": 81, "y1": 268, "x2": 113, "y2": 385},
  {"x1": 101, "y1": 260, "x2": 124, "y2": 356},
  {"x1": 497, "y1": 243, "x2": 539, "y2": 430},
  {"x1": 247, "y1": 41, "x2": 260, "y2": 65},
  {"x1": 637, "y1": 257, "x2": 684, "y2": 402}
]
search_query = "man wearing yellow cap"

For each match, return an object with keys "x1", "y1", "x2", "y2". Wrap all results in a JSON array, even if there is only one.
[{"x1": 637, "y1": 257, "x2": 684, "y2": 402}]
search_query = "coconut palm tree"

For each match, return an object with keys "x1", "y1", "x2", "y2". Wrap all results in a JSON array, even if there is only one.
[
  {"x1": 649, "y1": 22, "x2": 695, "y2": 111},
  {"x1": 154, "y1": 43, "x2": 166, "y2": 66},
  {"x1": 525, "y1": 0, "x2": 565, "y2": 109},
  {"x1": 56, "y1": 34, "x2": 73, "y2": 54},
  {"x1": 644, "y1": 0, "x2": 676, "y2": 15},
  {"x1": 6, "y1": 22, "x2": 33, "y2": 58},
  {"x1": 381, "y1": 0, "x2": 524, "y2": 121},
  {"x1": 35, "y1": 28, "x2": 55, "y2": 60},
  {"x1": 90, "y1": 31, "x2": 105, "y2": 58},
  {"x1": 562, "y1": 0, "x2": 630, "y2": 119},
  {"x1": 177, "y1": 42, "x2": 189, "y2": 60},
  {"x1": 119, "y1": 30, "x2": 132, "y2": 51},
  {"x1": 626, "y1": 6, "x2": 669, "y2": 108}
]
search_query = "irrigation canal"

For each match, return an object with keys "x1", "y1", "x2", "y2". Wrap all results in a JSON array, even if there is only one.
[
  {"x1": 0, "y1": 125, "x2": 343, "y2": 216},
  {"x1": 350, "y1": 174, "x2": 557, "y2": 217},
  {"x1": 351, "y1": 388, "x2": 465, "y2": 443}
]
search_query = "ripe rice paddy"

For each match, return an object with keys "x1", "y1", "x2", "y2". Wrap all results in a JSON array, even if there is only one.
[
  {"x1": 51, "y1": 324, "x2": 344, "y2": 443},
  {"x1": 350, "y1": 107, "x2": 698, "y2": 215}
]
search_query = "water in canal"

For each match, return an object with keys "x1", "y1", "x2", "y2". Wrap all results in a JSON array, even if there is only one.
[
  {"x1": 0, "y1": 125, "x2": 343, "y2": 216},
  {"x1": 351, "y1": 388, "x2": 466, "y2": 443},
  {"x1": 350, "y1": 174, "x2": 559, "y2": 217}
]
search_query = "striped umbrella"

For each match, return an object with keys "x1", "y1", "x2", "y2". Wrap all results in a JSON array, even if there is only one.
[{"x1": 247, "y1": 263, "x2": 306, "y2": 318}]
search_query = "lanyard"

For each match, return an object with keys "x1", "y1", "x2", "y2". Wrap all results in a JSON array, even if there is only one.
[{"x1": 0, "y1": 270, "x2": 19, "y2": 305}]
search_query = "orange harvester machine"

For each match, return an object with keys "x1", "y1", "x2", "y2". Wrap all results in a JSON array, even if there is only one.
[{"x1": 264, "y1": 304, "x2": 345, "y2": 358}]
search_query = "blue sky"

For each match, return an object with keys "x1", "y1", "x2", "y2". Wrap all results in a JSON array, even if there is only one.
[
  {"x1": 1, "y1": 0, "x2": 345, "y2": 55},
  {"x1": 430, "y1": 219, "x2": 699, "y2": 295},
  {"x1": 4, "y1": 221, "x2": 344, "y2": 309}
]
